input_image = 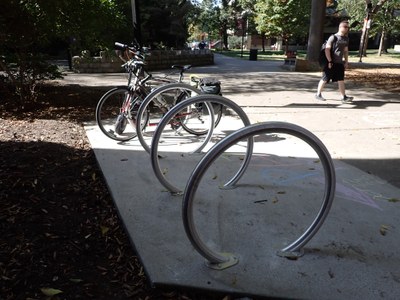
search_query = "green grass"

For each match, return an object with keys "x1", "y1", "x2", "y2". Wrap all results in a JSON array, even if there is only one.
[
  {"x1": 214, "y1": 48, "x2": 400, "y2": 64},
  {"x1": 348, "y1": 49, "x2": 400, "y2": 64},
  {"x1": 214, "y1": 49, "x2": 286, "y2": 61}
]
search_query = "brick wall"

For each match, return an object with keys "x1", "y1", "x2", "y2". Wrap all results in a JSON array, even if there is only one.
[{"x1": 72, "y1": 49, "x2": 214, "y2": 73}]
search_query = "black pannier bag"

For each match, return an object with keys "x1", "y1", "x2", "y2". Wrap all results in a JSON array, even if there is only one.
[{"x1": 198, "y1": 77, "x2": 221, "y2": 95}]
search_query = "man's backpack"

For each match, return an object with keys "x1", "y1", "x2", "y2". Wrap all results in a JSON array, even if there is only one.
[{"x1": 318, "y1": 35, "x2": 337, "y2": 68}]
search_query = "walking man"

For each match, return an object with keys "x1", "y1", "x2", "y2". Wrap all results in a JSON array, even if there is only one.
[{"x1": 315, "y1": 20, "x2": 354, "y2": 103}]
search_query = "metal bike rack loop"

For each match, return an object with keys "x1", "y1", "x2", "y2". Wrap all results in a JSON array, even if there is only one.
[
  {"x1": 136, "y1": 83, "x2": 205, "y2": 154},
  {"x1": 182, "y1": 122, "x2": 336, "y2": 269},
  {"x1": 150, "y1": 94, "x2": 253, "y2": 195}
]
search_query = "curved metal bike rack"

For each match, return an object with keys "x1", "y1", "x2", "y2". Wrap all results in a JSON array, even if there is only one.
[
  {"x1": 136, "y1": 83, "x2": 207, "y2": 154},
  {"x1": 150, "y1": 94, "x2": 253, "y2": 195},
  {"x1": 182, "y1": 122, "x2": 336, "y2": 269}
]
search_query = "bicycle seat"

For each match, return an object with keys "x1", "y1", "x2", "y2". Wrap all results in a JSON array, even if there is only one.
[{"x1": 171, "y1": 65, "x2": 192, "y2": 71}]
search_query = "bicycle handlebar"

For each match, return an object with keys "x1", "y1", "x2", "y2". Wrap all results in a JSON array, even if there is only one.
[
  {"x1": 115, "y1": 42, "x2": 147, "y2": 61},
  {"x1": 115, "y1": 42, "x2": 137, "y2": 52}
]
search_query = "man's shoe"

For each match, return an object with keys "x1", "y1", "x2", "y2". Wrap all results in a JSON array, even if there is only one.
[
  {"x1": 341, "y1": 95, "x2": 354, "y2": 103},
  {"x1": 315, "y1": 94, "x2": 326, "y2": 101}
]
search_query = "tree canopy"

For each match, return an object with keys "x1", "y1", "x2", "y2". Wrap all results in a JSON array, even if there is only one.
[
  {"x1": 139, "y1": 0, "x2": 194, "y2": 49},
  {"x1": 254, "y1": 0, "x2": 311, "y2": 45},
  {"x1": 0, "y1": 0, "x2": 130, "y2": 103}
]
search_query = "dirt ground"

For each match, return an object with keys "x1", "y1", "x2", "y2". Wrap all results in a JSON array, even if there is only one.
[
  {"x1": 0, "y1": 86, "x2": 225, "y2": 300},
  {"x1": 346, "y1": 67, "x2": 400, "y2": 93},
  {"x1": 0, "y1": 66, "x2": 399, "y2": 299}
]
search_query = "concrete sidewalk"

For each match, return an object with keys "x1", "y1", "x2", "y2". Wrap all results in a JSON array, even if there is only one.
[{"x1": 76, "y1": 54, "x2": 400, "y2": 299}]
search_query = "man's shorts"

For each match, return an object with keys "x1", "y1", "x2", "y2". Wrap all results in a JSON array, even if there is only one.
[{"x1": 322, "y1": 63, "x2": 345, "y2": 82}]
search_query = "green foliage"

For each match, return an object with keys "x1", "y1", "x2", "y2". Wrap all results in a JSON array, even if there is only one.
[
  {"x1": 235, "y1": 0, "x2": 257, "y2": 35},
  {"x1": 338, "y1": 0, "x2": 400, "y2": 34},
  {"x1": 254, "y1": 0, "x2": 311, "y2": 43},
  {"x1": 228, "y1": 36, "x2": 243, "y2": 49},
  {"x1": 189, "y1": 0, "x2": 222, "y2": 41},
  {"x1": 370, "y1": 0, "x2": 400, "y2": 35},
  {"x1": 0, "y1": 53, "x2": 63, "y2": 104},
  {"x1": 338, "y1": 0, "x2": 400, "y2": 52},
  {"x1": 140, "y1": 0, "x2": 194, "y2": 49},
  {"x1": 337, "y1": 0, "x2": 365, "y2": 28},
  {"x1": 0, "y1": 0, "x2": 128, "y2": 105}
]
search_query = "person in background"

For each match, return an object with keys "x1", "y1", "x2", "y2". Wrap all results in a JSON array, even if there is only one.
[
  {"x1": 198, "y1": 40, "x2": 206, "y2": 50},
  {"x1": 315, "y1": 20, "x2": 354, "y2": 104}
]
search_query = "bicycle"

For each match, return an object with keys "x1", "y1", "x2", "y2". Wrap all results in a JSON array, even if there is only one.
[
  {"x1": 95, "y1": 42, "x2": 223, "y2": 143},
  {"x1": 134, "y1": 67, "x2": 225, "y2": 153},
  {"x1": 95, "y1": 43, "x2": 152, "y2": 141}
]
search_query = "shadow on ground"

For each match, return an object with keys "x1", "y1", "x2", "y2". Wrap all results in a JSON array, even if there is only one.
[{"x1": 342, "y1": 158, "x2": 400, "y2": 189}]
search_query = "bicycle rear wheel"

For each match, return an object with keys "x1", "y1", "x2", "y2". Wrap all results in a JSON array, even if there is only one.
[
  {"x1": 95, "y1": 87, "x2": 149, "y2": 141},
  {"x1": 136, "y1": 83, "x2": 210, "y2": 153},
  {"x1": 176, "y1": 93, "x2": 223, "y2": 136}
]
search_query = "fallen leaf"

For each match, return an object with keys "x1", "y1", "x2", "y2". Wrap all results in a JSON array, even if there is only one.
[
  {"x1": 380, "y1": 225, "x2": 389, "y2": 236},
  {"x1": 388, "y1": 198, "x2": 399, "y2": 203},
  {"x1": 40, "y1": 287, "x2": 63, "y2": 296},
  {"x1": 97, "y1": 265, "x2": 108, "y2": 271},
  {"x1": 100, "y1": 225, "x2": 109, "y2": 235}
]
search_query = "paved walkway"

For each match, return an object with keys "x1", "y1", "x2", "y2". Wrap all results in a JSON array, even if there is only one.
[{"x1": 72, "y1": 54, "x2": 400, "y2": 299}]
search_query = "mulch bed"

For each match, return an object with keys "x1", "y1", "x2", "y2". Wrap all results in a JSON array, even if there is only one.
[
  {"x1": 0, "y1": 86, "x2": 223, "y2": 300},
  {"x1": 346, "y1": 67, "x2": 400, "y2": 93}
]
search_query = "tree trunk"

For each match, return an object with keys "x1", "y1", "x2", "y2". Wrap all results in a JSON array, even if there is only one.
[
  {"x1": 363, "y1": 26, "x2": 370, "y2": 56},
  {"x1": 359, "y1": 0, "x2": 389, "y2": 62},
  {"x1": 261, "y1": 33, "x2": 265, "y2": 52},
  {"x1": 306, "y1": 0, "x2": 326, "y2": 62},
  {"x1": 378, "y1": 28, "x2": 386, "y2": 56},
  {"x1": 221, "y1": 0, "x2": 229, "y2": 49},
  {"x1": 131, "y1": 0, "x2": 142, "y2": 45},
  {"x1": 359, "y1": 17, "x2": 369, "y2": 61},
  {"x1": 223, "y1": 24, "x2": 229, "y2": 49}
]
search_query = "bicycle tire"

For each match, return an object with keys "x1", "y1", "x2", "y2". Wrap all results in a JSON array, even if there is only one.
[
  {"x1": 136, "y1": 83, "x2": 208, "y2": 153},
  {"x1": 176, "y1": 93, "x2": 223, "y2": 136},
  {"x1": 95, "y1": 87, "x2": 149, "y2": 141}
]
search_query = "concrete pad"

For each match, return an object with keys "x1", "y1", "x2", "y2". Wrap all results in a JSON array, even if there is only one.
[
  {"x1": 79, "y1": 54, "x2": 400, "y2": 298},
  {"x1": 85, "y1": 122, "x2": 400, "y2": 299}
]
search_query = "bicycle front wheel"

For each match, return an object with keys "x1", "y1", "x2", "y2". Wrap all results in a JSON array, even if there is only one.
[{"x1": 95, "y1": 87, "x2": 148, "y2": 141}]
